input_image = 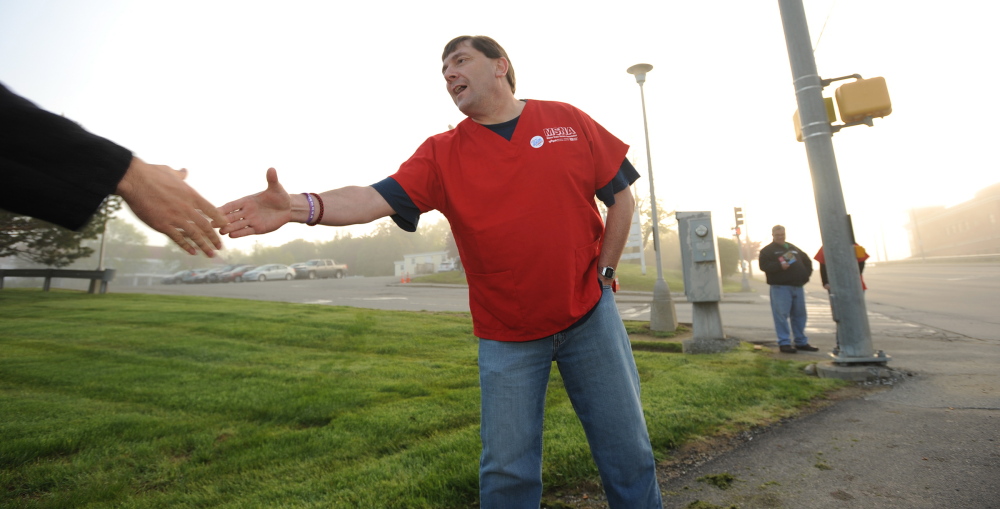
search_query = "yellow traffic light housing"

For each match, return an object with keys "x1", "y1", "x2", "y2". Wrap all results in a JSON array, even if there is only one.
[
  {"x1": 793, "y1": 97, "x2": 837, "y2": 142},
  {"x1": 791, "y1": 74, "x2": 891, "y2": 141},
  {"x1": 835, "y1": 76, "x2": 891, "y2": 123}
]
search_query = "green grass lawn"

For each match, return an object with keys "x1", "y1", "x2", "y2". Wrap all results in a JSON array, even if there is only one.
[
  {"x1": 1, "y1": 290, "x2": 841, "y2": 508},
  {"x1": 413, "y1": 263, "x2": 747, "y2": 293}
]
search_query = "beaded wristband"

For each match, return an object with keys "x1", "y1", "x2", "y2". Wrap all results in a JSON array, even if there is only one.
[
  {"x1": 302, "y1": 192, "x2": 315, "y2": 225},
  {"x1": 309, "y1": 193, "x2": 325, "y2": 226}
]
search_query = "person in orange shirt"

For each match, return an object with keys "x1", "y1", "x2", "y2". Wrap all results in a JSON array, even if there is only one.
[
  {"x1": 814, "y1": 243, "x2": 870, "y2": 290},
  {"x1": 814, "y1": 242, "x2": 870, "y2": 355}
]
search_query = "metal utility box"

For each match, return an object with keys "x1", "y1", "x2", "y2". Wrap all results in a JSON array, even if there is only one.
[{"x1": 677, "y1": 211, "x2": 723, "y2": 303}]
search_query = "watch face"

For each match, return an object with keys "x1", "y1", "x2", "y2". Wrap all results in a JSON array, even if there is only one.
[{"x1": 601, "y1": 267, "x2": 615, "y2": 278}]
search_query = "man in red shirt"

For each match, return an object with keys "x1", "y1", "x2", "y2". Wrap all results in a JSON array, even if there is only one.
[{"x1": 218, "y1": 36, "x2": 661, "y2": 508}]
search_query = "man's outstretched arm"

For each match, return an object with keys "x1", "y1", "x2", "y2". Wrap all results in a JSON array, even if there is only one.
[{"x1": 217, "y1": 167, "x2": 395, "y2": 239}]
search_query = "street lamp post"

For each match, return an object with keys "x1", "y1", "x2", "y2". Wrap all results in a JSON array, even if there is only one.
[{"x1": 627, "y1": 63, "x2": 677, "y2": 332}]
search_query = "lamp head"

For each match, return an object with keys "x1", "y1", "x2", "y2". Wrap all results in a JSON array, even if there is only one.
[{"x1": 627, "y1": 63, "x2": 653, "y2": 84}]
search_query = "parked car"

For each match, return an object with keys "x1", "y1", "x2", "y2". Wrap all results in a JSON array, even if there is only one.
[
  {"x1": 216, "y1": 264, "x2": 257, "y2": 283},
  {"x1": 205, "y1": 265, "x2": 241, "y2": 283},
  {"x1": 161, "y1": 270, "x2": 187, "y2": 284},
  {"x1": 181, "y1": 268, "x2": 213, "y2": 284},
  {"x1": 242, "y1": 264, "x2": 295, "y2": 282},
  {"x1": 293, "y1": 259, "x2": 348, "y2": 279}
]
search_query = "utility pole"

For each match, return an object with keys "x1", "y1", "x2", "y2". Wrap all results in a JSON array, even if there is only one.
[
  {"x1": 909, "y1": 208, "x2": 926, "y2": 259},
  {"x1": 778, "y1": 0, "x2": 886, "y2": 364},
  {"x1": 88, "y1": 200, "x2": 110, "y2": 294}
]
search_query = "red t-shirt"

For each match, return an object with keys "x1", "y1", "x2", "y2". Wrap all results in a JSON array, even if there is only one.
[{"x1": 389, "y1": 100, "x2": 628, "y2": 341}]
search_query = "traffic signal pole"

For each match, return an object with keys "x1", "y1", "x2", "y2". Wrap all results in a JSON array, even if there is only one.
[
  {"x1": 734, "y1": 208, "x2": 750, "y2": 292},
  {"x1": 777, "y1": 0, "x2": 887, "y2": 364}
]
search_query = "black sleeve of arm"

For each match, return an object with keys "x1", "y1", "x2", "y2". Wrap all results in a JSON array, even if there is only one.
[
  {"x1": 759, "y1": 248, "x2": 778, "y2": 274},
  {"x1": 0, "y1": 83, "x2": 133, "y2": 231},
  {"x1": 371, "y1": 177, "x2": 421, "y2": 232},
  {"x1": 595, "y1": 158, "x2": 640, "y2": 207}
]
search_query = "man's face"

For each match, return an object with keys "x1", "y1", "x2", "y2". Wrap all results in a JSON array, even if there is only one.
[
  {"x1": 442, "y1": 41, "x2": 504, "y2": 116},
  {"x1": 772, "y1": 229, "x2": 786, "y2": 244}
]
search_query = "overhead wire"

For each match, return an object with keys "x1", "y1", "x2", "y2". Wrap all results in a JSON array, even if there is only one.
[{"x1": 813, "y1": 0, "x2": 838, "y2": 54}]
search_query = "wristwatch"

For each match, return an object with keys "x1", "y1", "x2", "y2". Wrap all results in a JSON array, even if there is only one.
[{"x1": 599, "y1": 266, "x2": 615, "y2": 279}]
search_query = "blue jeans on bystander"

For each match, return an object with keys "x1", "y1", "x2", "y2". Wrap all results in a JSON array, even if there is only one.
[{"x1": 769, "y1": 284, "x2": 809, "y2": 346}]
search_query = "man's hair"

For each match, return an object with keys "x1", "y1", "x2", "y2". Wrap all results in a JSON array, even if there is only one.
[
  {"x1": 442, "y1": 35, "x2": 516, "y2": 94},
  {"x1": 772, "y1": 225, "x2": 786, "y2": 233}
]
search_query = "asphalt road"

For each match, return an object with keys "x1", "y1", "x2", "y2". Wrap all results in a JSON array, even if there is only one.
[
  {"x1": 863, "y1": 262, "x2": 1000, "y2": 342},
  {"x1": 114, "y1": 275, "x2": 472, "y2": 313}
]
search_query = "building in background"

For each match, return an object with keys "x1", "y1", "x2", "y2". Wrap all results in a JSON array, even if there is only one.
[
  {"x1": 907, "y1": 183, "x2": 1000, "y2": 258},
  {"x1": 394, "y1": 251, "x2": 452, "y2": 277}
]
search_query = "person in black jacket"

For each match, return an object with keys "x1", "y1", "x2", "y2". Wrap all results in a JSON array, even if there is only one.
[
  {"x1": 0, "y1": 82, "x2": 226, "y2": 257},
  {"x1": 758, "y1": 225, "x2": 816, "y2": 353}
]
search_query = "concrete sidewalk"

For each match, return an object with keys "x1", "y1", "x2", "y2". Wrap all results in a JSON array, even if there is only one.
[{"x1": 652, "y1": 280, "x2": 1000, "y2": 508}]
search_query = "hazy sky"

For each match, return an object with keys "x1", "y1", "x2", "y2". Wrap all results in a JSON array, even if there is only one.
[{"x1": 2, "y1": 0, "x2": 996, "y2": 261}]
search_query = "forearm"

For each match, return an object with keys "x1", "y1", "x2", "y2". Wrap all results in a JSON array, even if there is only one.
[
  {"x1": 289, "y1": 186, "x2": 395, "y2": 226},
  {"x1": 597, "y1": 188, "x2": 635, "y2": 270},
  {"x1": 1, "y1": 83, "x2": 132, "y2": 230}
]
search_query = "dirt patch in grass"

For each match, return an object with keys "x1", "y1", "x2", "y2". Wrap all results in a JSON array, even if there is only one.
[
  {"x1": 623, "y1": 321, "x2": 692, "y2": 341},
  {"x1": 626, "y1": 322, "x2": 691, "y2": 353}
]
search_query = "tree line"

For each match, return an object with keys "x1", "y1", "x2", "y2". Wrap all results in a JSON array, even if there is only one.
[{"x1": 3, "y1": 197, "x2": 759, "y2": 280}]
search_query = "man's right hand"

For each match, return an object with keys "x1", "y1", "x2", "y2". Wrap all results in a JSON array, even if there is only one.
[{"x1": 217, "y1": 167, "x2": 292, "y2": 239}]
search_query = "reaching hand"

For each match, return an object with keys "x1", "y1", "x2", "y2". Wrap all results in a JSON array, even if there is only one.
[
  {"x1": 217, "y1": 167, "x2": 292, "y2": 239},
  {"x1": 115, "y1": 157, "x2": 227, "y2": 257}
]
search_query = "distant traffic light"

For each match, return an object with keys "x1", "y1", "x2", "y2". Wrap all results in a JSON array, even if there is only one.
[
  {"x1": 835, "y1": 76, "x2": 892, "y2": 123},
  {"x1": 734, "y1": 207, "x2": 744, "y2": 227}
]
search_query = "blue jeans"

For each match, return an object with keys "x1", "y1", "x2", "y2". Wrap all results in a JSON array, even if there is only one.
[
  {"x1": 769, "y1": 284, "x2": 809, "y2": 346},
  {"x1": 477, "y1": 287, "x2": 662, "y2": 509}
]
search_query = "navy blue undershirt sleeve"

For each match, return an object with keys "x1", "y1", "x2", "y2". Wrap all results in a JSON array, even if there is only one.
[
  {"x1": 371, "y1": 177, "x2": 420, "y2": 232},
  {"x1": 596, "y1": 158, "x2": 640, "y2": 207}
]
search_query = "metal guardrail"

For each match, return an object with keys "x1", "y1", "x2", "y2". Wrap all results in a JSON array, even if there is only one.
[{"x1": 0, "y1": 268, "x2": 116, "y2": 294}]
